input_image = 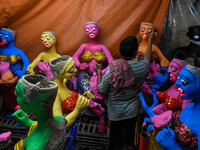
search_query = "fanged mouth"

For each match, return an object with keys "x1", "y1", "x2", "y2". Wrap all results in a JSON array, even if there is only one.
[
  {"x1": 169, "y1": 74, "x2": 177, "y2": 81},
  {"x1": 178, "y1": 87, "x2": 185, "y2": 97}
]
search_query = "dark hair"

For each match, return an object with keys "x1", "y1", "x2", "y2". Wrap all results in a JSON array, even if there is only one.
[{"x1": 119, "y1": 36, "x2": 138, "y2": 59}]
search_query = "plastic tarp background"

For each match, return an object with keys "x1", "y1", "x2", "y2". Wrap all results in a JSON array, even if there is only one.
[
  {"x1": 159, "y1": 0, "x2": 200, "y2": 60},
  {"x1": 0, "y1": 0, "x2": 169, "y2": 62}
]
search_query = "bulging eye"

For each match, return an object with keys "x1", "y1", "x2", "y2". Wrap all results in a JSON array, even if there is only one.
[
  {"x1": 41, "y1": 37, "x2": 44, "y2": 41},
  {"x1": 148, "y1": 30, "x2": 152, "y2": 33},
  {"x1": 181, "y1": 79, "x2": 189, "y2": 86},
  {"x1": 92, "y1": 28, "x2": 96, "y2": 31},
  {"x1": 194, "y1": 35, "x2": 199, "y2": 40},
  {"x1": 0, "y1": 34, "x2": 2, "y2": 37},
  {"x1": 46, "y1": 36, "x2": 50, "y2": 40},
  {"x1": 141, "y1": 29, "x2": 144, "y2": 32},
  {"x1": 172, "y1": 68, "x2": 176, "y2": 72},
  {"x1": 5, "y1": 35, "x2": 9, "y2": 38},
  {"x1": 85, "y1": 29, "x2": 89, "y2": 32},
  {"x1": 69, "y1": 68, "x2": 74, "y2": 73}
]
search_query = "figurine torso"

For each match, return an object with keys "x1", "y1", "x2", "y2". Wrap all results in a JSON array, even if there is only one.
[
  {"x1": 0, "y1": 42, "x2": 23, "y2": 72},
  {"x1": 80, "y1": 43, "x2": 106, "y2": 73}
]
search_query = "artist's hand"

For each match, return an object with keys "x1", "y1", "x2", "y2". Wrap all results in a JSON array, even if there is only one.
[
  {"x1": 94, "y1": 63, "x2": 101, "y2": 73},
  {"x1": 14, "y1": 70, "x2": 26, "y2": 78},
  {"x1": 75, "y1": 95, "x2": 89, "y2": 112},
  {"x1": 156, "y1": 127, "x2": 181, "y2": 150},
  {"x1": 83, "y1": 90, "x2": 95, "y2": 99},
  {"x1": 149, "y1": 31, "x2": 157, "y2": 43},
  {"x1": 79, "y1": 63, "x2": 88, "y2": 70}
]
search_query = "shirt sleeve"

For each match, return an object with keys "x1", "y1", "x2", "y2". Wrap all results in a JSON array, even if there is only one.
[
  {"x1": 98, "y1": 67, "x2": 110, "y2": 94},
  {"x1": 132, "y1": 59, "x2": 149, "y2": 78}
]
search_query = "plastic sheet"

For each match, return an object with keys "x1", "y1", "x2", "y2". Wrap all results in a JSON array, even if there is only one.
[{"x1": 159, "y1": 0, "x2": 200, "y2": 60}]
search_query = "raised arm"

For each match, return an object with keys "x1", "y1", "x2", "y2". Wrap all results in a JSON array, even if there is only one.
[{"x1": 144, "y1": 32, "x2": 155, "y2": 62}]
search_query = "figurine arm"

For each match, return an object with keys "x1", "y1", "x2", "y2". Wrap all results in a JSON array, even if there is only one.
[
  {"x1": 53, "y1": 93, "x2": 63, "y2": 117},
  {"x1": 73, "y1": 45, "x2": 85, "y2": 68},
  {"x1": 65, "y1": 95, "x2": 89, "y2": 129},
  {"x1": 101, "y1": 45, "x2": 114, "y2": 72},
  {"x1": 139, "y1": 92, "x2": 155, "y2": 119},
  {"x1": 153, "y1": 46, "x2": 169, "y2": 68},
  {"x1": 26, "y1": 53, "x2": 42, "y2": 74},
  {"x1": 14, "y1": 49, "x2": 30, "y2": 78},
  {"x1": 102, "y1": 45, "x2": 114, "y2": 62},
  {"x1": 12, "y1": 109, "x2": 36, "y2": 128}
]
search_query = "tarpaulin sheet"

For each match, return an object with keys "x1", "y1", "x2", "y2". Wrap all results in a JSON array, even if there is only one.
[{"x1": 0, "y1": 0, "x2": 169, "y2": 61}]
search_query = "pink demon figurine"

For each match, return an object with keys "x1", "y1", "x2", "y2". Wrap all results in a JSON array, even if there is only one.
[{"x1": 73, "y1": 21, "x2": 114, "y2": 132}]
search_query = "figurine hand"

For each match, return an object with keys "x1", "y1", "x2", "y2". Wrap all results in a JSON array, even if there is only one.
[
  {"x1": 148, "y1": 124, "x2": 154, "y2": 132},
  {"x1": 83, "y1": 90, "x2": 95, "y2": 99},
  {"x1": 79, "y1": 63, "x2": 88, "y2": 70},
  {"x1": 142, "y1": 117, "x2": 151, "y2": 127},
  {"x1": 12, "y1": 109, "x2": 35, "y2": 127},
  {"x1": 153, "y1": 103, "x2": 168, "y2": 115},
  {"x1": 37, "y1": 61, "x2": 50, "y2": 73},
  {"x1": 26, "y1": 66, "x2": 35, "y2": 75},
  {"x1": 75, "y1": 95, "x2": 89, "y2": 112},
  {"x1": 140, "y1": 82, "x2": 153, "y2": 95},
  {"x1": 14, "y1": 70, "x2": 25, "y2": 78},
  {"x1": 156, "y1": 127, "x2": 180, "y2": 150},
  {"x1": 37, "y1": 61, "x2": 54, "y2": 79},
  {"x1": 94, "y1": 63, "x2": 101, "y2": 72}
]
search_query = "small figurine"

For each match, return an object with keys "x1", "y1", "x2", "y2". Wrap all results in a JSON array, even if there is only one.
[
  {"x1": 140, "y1": 58, "x2": 191, "y2": 150},
  {"x1": 26, "y1": 31, "x2": 60, "y2": 75},
  {"x1": 0, "y1": 28, "x2": 30, "y2": 78},
  {"x1": 49, "y1": 55, "x2": 105, "y2": 144},
  {"x1": 0, "y1": 28, "x2": 30, "y2": 111},
  {"x1": 73, "y1": 21, "x2": 113, "y2": 133},
  {"x1": 156, "y1": 64, "x2": 200, "y2": 150},
  {"x1": 172, "y1": 25, "x2": 200, "y2": 67},
  {"x1": 73, "y1": 21, "x2": 114, "y2": 100},
  {"x1": 12, "y1": 74, "x2": 89, "y2": 150},
  {"x1": 138, "y1": 22, "x2": 169, "y2": 68},
  {"x1": 49, "y1": 55, "x2": 105, "y2": 118}
]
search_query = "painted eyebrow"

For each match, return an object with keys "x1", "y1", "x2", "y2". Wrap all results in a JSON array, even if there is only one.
[
  {"x1": 182, "y1": 75, "x2": 191, "y2": 81},
  {"x1": 170, "y1": 65, "x2": 178, "y2": 69},
  {"x1": 68, "y1": 65, "x2": 75, "y2": 71}
]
